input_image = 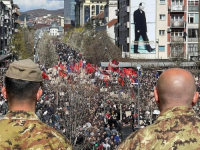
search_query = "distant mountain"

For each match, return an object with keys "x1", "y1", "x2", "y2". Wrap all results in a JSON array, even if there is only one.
[{"x1": 19, "y1": 9, "x2": 64, "y2": 21}]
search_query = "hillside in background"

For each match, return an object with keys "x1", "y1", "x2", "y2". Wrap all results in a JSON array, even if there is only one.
[{"x1": 19, "y1": 9, "x2": 64, "y2": 21}]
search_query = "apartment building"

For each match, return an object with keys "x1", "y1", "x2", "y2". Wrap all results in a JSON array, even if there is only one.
[
  {"x1": 0, "y1": 0, "x2": 20, "y2": 56},
  {"x1": 75, "y1": 0, "x2": 106, "y2": 26},
  {"x1": 116, "y1": 0, "x2": 199, "y2": 60},
  {"x1": 187, "y1": 0, "x2": 199, "y2": 60},
  {"x1": 116, "y1": 0, "x2": 130, "y2": 57}
]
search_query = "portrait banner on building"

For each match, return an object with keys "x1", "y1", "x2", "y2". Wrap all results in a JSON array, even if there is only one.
[{"x1": 130, "y1": 0, "x2": 156, "y2": 54}]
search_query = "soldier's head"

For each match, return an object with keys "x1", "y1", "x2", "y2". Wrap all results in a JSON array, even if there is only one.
[
  {"x1": 2, "y1": 59, "x2": 43, "y2": 111},
  {"x1": 139, "y1": 2, "x2": 145, "y2": 10},
  {"x1": 154, "y1": 68, "x2": 199, "y2": 111}
]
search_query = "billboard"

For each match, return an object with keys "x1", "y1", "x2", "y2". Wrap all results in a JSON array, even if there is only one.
[{"x1": 130, "y1": 0, "x2": 156, "y2": 54}]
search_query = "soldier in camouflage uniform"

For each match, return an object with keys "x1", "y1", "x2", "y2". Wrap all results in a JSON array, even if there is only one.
[
  {"x1": 118, "y1": 68, "x2": 200, "y2": 150},
  {"x1": 0, "y1": 59, "x2": 72, "y2": 150}
]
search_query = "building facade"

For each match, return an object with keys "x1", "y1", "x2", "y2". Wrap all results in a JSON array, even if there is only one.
[
  {"x1": 76, "y1": 0, "x2": 106, "y2": 26},
  {"x1": 187, "y1": 0, "x2": 199, "y2": 60},
  {"x1": 116, "y1": 0, "x2": 199, "y2": 60},
  {"x1": 0, "y1": 0, "x2": 20, "y2": 57},
  {"x1": 116, "y1": 0, "x2": 130, "y2": 57},
  {"x1": 64, "y1": 0, "x2": 76, "y2": 24}
]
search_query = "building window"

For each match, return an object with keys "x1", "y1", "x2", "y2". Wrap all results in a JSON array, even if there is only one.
[
  {"x1": 188, "y1": 1, "x2": 199, "y2": 5},
  {"x1": 159, "y1": 30, "x2": 165, "y2": 35},
  {"x1": 188, "y1": 13, "x2": 199, "y2": 23},
  {"x1": 171, "y1": 0, "x2": 183, "y2": 5},
  {"x1": 188, "y1": 29, "x2": 198, "y2": 38},
  {"x1": 160, "y1": 0, "x2": 165, "y2": 4},
  {"x1": 159, "y1": 46, "x2": 165, "y2": 51},
  {"x1": 160, "y1": 14, "x2": 165, "y2": 20}
]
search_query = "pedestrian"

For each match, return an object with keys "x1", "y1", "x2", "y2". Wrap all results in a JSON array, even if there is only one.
[
  {"x1": 118, "y1": 68, "x2": 200, "y2": 149},
  {"x1": 0, "y1": 59, "x2": 72, "y2": 149}
]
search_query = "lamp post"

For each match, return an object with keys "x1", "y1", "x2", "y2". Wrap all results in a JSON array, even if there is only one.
[
  {"x1": 133, "y1": 64, "x2": 141, "y2": 130},
  {"x1": 156, "y1": 39, "x2": 159, "y2": 67}
]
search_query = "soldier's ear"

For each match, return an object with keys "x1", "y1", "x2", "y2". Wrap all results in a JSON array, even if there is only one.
[
  {"x1": 154, "y1": 87, "x2": 159, "y2": 104},
  {"x1": 1, "y1": 87, "x2": 7, "y2": 99},
  {"x1": 36, "y1": 89, "x2": 43, "y2": 102},
  {"x1": 192, "y1": 92, "x2": 199, "y2": 106}
]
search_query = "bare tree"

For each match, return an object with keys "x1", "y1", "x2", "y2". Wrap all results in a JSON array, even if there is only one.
[
  {"x1": 170, "y1": 37, "x2": 185, "y2": 67},
  {"x1": 37, "y1": 32, "x2": 58, "y2": 68}
]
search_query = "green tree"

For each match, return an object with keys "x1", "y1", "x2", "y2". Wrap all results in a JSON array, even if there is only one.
[{"x1": 11, "y1": 27, "x2": 29, "y2": 59}]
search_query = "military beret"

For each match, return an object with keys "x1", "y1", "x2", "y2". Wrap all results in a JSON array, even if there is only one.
[{"x1": 5, "y1": 59, "x2": 42, "y2": 82}]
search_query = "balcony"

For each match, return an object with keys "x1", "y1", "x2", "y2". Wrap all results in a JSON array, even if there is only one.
[
  {"x1": 4, "y1": 15, "x2": 9, "y2": 20},
  {"x1": 188, "y1": 37, "x2": 198, "y2": 42},
  {"x1": 169, "y1": 5, "x2": 185, "y2": 12},
  {"x1": 170, "y1": 36, "x2": 184, "y2": 42},
  {"x1": 170, "y1": 21, "x2": 186, "y2": 28},
  {"x1": 188, "y1": 6, "x2": 199, "y2": 12},
  {"x1": 5, "y1": 6, "x2": 9, "y2": 11}
]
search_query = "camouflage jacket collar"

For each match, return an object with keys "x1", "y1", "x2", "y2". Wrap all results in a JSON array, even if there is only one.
[
  {"x1": 4, "y1": 110, "x2": 39, "y2": 120},
  {"x1": 157, "y1": 106, "x2": 197, "y2": 121}
]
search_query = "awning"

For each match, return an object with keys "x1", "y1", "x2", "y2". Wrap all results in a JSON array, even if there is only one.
[{"x1": 2, "y1": 1, "x2": 12, "y2": 8}]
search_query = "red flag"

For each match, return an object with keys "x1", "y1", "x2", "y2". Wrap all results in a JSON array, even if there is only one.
[
  {"x1": 112, "y1": 59, "x2": 119, "y2": 65},
  {"x1": 59, "y1": 70, "x2": 67, "y2": 77},
  {"x1": 74, "y1": 63, "x2": 80, "y2": 72},
  {"x1": 59, "y1": 64, "x2": 66, "y2": 70},
  {"x1": 42, "y1": 72, "x2": 49, "y2": 80},
  {"x1": 118, "y1": 76, "x2": 124, "y2": 86},
  {"x1": 106, "y1": 81, "x2": 109, "y2": 87},
  {"x1": 111, "y1": 67, "x2": 119, "y2": 72},
  {"x1": 70, "y1": 64, "x2": 74, "y2": 71},
  {"x1": 108, "y1": 62, "x2": 111, "y2": 70},
  {"x1": 79, "y1": 60, "x2": 83, "y2": 68},
  {"x1": 119, "y1": 70, "x2": 125, "y2": 78}
]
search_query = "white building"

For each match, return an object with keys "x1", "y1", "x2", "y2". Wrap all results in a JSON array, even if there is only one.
[{"x1": 78, "y1": 0, "x2": 107, "y2": 26}]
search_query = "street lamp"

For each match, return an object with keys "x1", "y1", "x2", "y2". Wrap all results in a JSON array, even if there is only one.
[
  {"x1": 132, "y1": 64, "x2": 141, "y2": 130},
  {"x1": 156, "y1": 39, "x2": 159, "y2": 67}
]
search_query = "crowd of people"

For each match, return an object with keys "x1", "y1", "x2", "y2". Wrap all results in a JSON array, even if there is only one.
[{"x1": 0, "y1": 41, "x2": 200, "y2": 149}]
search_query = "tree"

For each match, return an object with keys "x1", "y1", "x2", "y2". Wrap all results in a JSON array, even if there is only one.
[
  {"x1": 11, "y1": 27, "x2": 30, "y2": 59},
  {"x1": 170, "y1": 37, "x2": 185, "y2": 67},
  {"x1": 63, "y1": 28, "x2": 121, "y2": 65},
  {"x1": 22, "y1": 27, "x2": 35, "y2": 60},
  {"x1": 82, "y1": 31, "x2": 121, "y2": 64},
  {"x1": 37, "y1": 32, "x2": 57, "y2": 68}
]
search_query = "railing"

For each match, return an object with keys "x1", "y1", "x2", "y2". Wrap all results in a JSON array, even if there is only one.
[
  {"x1": 4, "y1": 15, "x2": 9, "y2": 20},
  {"x1": 188, "y1": 37, "x2": 198, "y2": 42},
  {"x1": 170, "y1": 36, "x2": 184, "y2": 42},
  {"x1": 188, "y1": 6, "x2": 199, "y2": 12},
  {"x1": 170, "y1": 5, "x2": 185, "y2": 12},
  {"x1": 170, "y1": 21, "x2": 185, "y2": 28}
]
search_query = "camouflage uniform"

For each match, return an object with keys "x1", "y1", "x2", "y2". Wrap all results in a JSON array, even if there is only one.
[
  {"x1": 118, "y1": 106, "x2": 200, "y2": 150},
  {"x1": 0, "y1": 110, "x2": 72, "y2": 150}
]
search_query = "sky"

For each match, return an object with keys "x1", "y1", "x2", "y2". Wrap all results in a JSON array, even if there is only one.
[{"x1": 14, "y1": 0, "x2": 64, "y2": 12}]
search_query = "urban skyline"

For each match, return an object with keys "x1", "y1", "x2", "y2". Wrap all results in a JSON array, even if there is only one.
[{"x1": 14, "y1": 0, "x2": 64, "y2": 12}]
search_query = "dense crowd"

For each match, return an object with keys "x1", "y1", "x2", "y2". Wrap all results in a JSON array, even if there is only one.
[{"x1": 0, "y1": 41, "x2": 200, "y2": 149}]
